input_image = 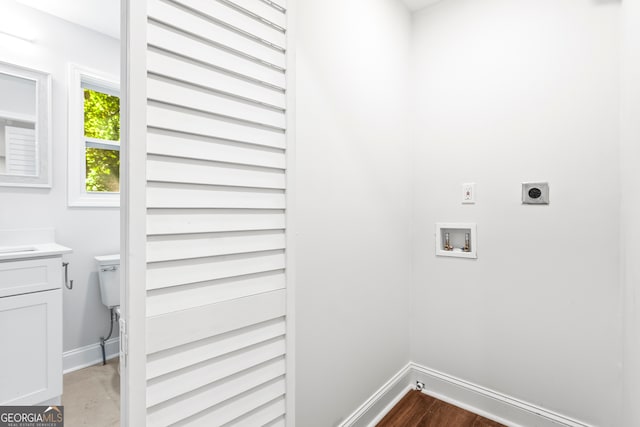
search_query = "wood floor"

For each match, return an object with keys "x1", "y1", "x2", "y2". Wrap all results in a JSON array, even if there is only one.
[{"x1": 377, "y1": 390, "x2": 506, "y2": 427}]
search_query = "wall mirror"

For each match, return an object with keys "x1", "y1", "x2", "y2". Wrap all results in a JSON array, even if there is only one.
[{"x1": 0, "y1": 61, "x2": 51, "y2": 187}]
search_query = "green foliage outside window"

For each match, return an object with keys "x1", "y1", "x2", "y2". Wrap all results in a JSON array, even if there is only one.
[
  {"x1": 84, "y1": 89, "x2": 120, "y2": 192},
  {"x1": 86, "y1": 148, "x2": 119, "y2": 192}
]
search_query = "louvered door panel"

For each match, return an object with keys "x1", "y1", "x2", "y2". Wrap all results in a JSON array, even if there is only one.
[
  {"x1": 225, "y1": 396, "x2": 287, "y2": 427},
  {"x1": 149, "y1": 367, "x2": 286, "y2": 426},
  {"x1": 143, "y1": 0, "x2": 289, "y2": 425},
  {"x1": 171, "y1": 0, "x2": 286, "y2": 47},
  {"x1": 147, "y1": 21, "x2": 285, "y2": 88},
  {"x1": 147, "y1": 77, "x2": 286, "y2": 128},
  {"x1": 146, "y1": 103, "x2": 285, "y2": 149},
  {"x1": 146, "y1": 209, "x2": 286, "y2": 235},
  {"x1": 146, "y1": 271, "x2": 286, "y2": 316},
  {"x1": 147, "y1": 337, "x2": 286, "y2": 407},
  {"x1": 147, "y1": 156, "x2": 285, "y2": 189},
  {"x1": 266, "y1": 0, "x2": 286, "y2": 11},
  {"x1": 146, "y1": 130, "x2": 286, "y2": 169},
  {"x1": 147, "y1": 251, "x2": 286, "y2": 290},
  {"x1": 146, "y1": 183, "x2": 285, "y2": 209},
  {"x1": 147, "y1": 230, "x2": 286, "y2": 262},
  {"x1": 225, "y1": 0, "x2": 286, "y2": 28},
  {"x1": 146, "y1": 317, "x2": 286, "y2": 378},
  {"x1": 148, "y1": 0, "x2": 285, "y2": 67},
  {"x1": 146, "y1": 50, "x2": 286, "y2": 108}
]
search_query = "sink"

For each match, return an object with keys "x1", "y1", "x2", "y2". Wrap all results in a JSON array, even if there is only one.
[
  {"x1": 0, "y1": 246, "x2": 37, "y2": 254},
  {"x1": 0, "y1": 229, "x2": 72, "y2": 261}
]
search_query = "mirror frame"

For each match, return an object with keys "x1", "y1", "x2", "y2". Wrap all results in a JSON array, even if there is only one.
[{"x1": 0, "y1": 61, "x2": 51, "y2": 188}]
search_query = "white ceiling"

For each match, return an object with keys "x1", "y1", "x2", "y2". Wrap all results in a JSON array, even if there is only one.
[
  {"x1": 401, "y1": 0, "x2": 445, "y2": 12},
  {"x1": 14, "y1": 0, "x2": 435, "y2": 38},
  {"x1": 15, "y1": 0, "x2": 120, "y2": 39}
]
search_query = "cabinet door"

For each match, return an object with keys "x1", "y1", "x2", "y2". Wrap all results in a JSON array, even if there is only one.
[
  {"x1": 0, "y1": 289, "x2": 62, "y2": 405},
  {"x1": 0, "y1": 257, "x2": 62, "y2": 298}
]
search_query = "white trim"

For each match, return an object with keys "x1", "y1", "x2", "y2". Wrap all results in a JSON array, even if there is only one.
[
  {"x1": 340, "y1": 362, "x2": 594, "y2": 427},
  {"x1": 285, "y1": 0, "x2": 297, "y2": 425},
  {"x1": 82, "y1": 79, "x2": 120, "y2": 98},
  {"x1": 368, "y1": 385, "x2": 414, "y2": 426},
  {"x1": 121, "y1": 0, "x2": 148, "y2": 425},
  {"x1": 0, "y1": 61, "x2": 51, "y2": 188},
  {"x1": 339, "y1": 363, "x2": 413, "y2": 427},
  {"x1": 0, "y1": 109, "x2": 36, "y2": 123},
  {"x1": 62, "y1": 337, "x2": 120, "y2": 374},
  {"x1": 67, "y1": 63, "x2": 120, "y2": 208},
  {"x1": 411, "y1": 363, "x2": 594, "y2": 427},
  {"x1": 85, "y1": 137, "x2": 121, "y2": 150}
]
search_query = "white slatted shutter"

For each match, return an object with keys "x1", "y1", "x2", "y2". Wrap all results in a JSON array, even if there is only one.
[
  {"x1": 5, "y1": 126, "x2": 36, "y2": 176},
  {"x1": 130, "y1": 0, "x2": 290, "y2": 425}
]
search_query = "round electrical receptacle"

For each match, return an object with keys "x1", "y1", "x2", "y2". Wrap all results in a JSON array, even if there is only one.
[{"x1": 528, "y1": 188, "x2": 542, "y2": 199}]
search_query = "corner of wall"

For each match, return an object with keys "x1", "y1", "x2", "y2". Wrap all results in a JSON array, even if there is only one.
[{"x1": 620, "y1": 0, "x2": 640, "y2": 425}]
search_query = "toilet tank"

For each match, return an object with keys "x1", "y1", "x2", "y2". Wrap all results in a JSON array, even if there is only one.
[{"x1": 95, "y1": 254, "x2": 120, "y2": 308}]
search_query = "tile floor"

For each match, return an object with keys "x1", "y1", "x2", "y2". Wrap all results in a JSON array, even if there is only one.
[{"x1": 62, "y1": 359, "x2": 120, "y2": 427}]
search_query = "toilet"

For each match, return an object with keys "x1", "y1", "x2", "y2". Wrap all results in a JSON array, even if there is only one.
[
  {"x1": 95, "y1": 254, "x2": 121, "y2": 367},
  {"x1": 95, "y1": 254, "x2": 120, "y2": 316}
]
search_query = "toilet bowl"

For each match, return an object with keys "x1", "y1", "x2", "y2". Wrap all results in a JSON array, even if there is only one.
[{"x1": 95, "y1": 254, "x2": 120, "y2": 316}]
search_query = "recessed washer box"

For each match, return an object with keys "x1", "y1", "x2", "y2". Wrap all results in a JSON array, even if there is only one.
[
  {"x1": 522, "y1": 182, "x2": 549, "y2": 204},
  {"x1": 435, "y1": 223, "x2": 477, "y2": 259}
]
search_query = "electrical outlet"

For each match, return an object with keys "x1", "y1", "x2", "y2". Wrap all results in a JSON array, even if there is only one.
[
  {"x1": 462, "y1": 183, "x2": 475, "y2": 204},
  {"x1": 522, "y1": 182, "x2": 549, "y2": 204}
]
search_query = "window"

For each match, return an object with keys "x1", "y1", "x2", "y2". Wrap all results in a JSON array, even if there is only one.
[
  {"x1": 84, "y1": 87, "x2": 120, "y2": 192},
  {"x1": 68, "y1": 64, "x2": 120, "y2": 207}
]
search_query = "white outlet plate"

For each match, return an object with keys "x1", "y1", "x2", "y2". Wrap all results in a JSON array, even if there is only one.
[
  {"x1": 522, "y1": 182, "x2": 549, "y2": 204},
  {"x1": 462, "y1": 183, "x2": 475, "y2": 204}
]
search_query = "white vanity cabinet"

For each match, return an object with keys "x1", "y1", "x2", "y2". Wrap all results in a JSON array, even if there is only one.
[{"x1": 0, "y1": 249, "x2": 69, "y2": 405}]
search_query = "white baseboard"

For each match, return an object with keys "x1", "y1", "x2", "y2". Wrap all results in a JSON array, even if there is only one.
[
  {"x1": 341, "y1": 362, "x2": 594, "y2": 427},
  {"x1": 63, "y1": 337, "x2": 120, "y2": 374},
  {"x1": 37, "y1": 396, "x2": 61, "y2": 406},
  {"x1": 339, "y1": 363, "x2": 414, "y2": 427},
  {"x1": 411, "y1": 363, "x2": 593, "y2": 427}
]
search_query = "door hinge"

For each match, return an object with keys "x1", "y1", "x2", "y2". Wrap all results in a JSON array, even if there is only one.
[{"x1": 120, "y1": 317, "x2": 128, "y2": 367}]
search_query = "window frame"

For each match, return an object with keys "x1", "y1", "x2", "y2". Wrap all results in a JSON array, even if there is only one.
[{"x1": 67, "y1": 64, "x2": 120, "y2": 208}]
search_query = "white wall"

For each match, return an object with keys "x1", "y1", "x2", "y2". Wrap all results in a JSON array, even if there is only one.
[
  {"x1": 621, "y1": 1, "x2": 640, "y2": 425},
  {"x1": 411, "y1": 0, "x2": 622, "y2": 425},
  {"x1": 0, "y1": 0, "x2": 120, "y2": 354},
  {"x1": 294, "y1": 0, "x2": 413, "y2": 425}
]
